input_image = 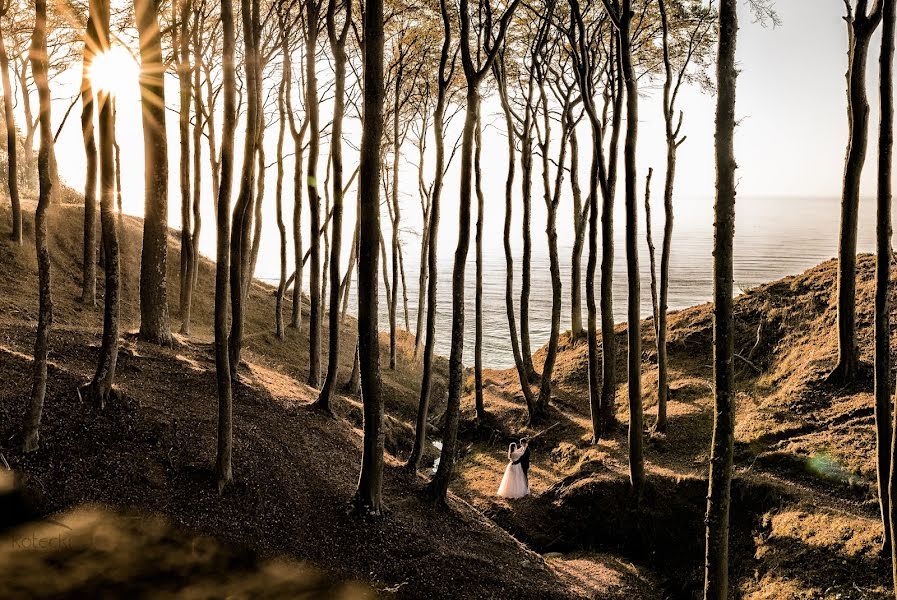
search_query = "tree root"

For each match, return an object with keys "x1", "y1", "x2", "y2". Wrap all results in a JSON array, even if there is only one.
[{"x1": 78, "y1": 380, "x2": 120, "y2": 410}]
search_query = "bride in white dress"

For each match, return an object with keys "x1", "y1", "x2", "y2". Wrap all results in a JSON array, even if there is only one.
[{"x1": 497, "y1": 443, "x2": 529, "y2": 499}]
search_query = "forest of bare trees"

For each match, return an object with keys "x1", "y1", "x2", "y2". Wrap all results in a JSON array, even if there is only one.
[{"x1": 10, "y1": 0, "x2": 897, "y2": 596}]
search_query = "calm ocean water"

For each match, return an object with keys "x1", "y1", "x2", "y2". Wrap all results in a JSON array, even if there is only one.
[{"x1": 264, "y1": 196, "x2": 892, "y2": 369}]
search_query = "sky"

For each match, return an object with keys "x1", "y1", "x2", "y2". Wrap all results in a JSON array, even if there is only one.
[{"x1": 32, "y1": 1, "x2": 888, "y2": 283}]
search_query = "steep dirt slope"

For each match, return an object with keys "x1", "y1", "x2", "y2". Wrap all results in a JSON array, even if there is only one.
[{"x1": 0, "y1": 200, "x2": 614, "y2": 599}]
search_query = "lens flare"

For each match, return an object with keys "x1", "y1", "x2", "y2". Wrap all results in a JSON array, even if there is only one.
[{"x1": 89, "y1": 45, "x2": 136, "y2": 96}]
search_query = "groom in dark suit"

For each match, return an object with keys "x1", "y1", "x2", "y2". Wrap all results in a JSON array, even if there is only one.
[{"x1": 518, "y1": 438, "x2": 531, "y2": 487}]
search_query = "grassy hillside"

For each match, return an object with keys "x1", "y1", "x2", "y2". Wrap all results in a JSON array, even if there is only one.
[{"x1": 452, "y1": 253, "x2": 896, "y2": 598}]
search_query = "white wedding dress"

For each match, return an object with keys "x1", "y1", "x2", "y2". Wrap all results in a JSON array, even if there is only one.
[{"x1": 497, "y1": 443, "x2": 529, "y2": 499}]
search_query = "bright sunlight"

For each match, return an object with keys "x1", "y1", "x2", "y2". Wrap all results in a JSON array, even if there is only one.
[{"x1": 88, "y1": 45, "x2": 136, "y2": 96}]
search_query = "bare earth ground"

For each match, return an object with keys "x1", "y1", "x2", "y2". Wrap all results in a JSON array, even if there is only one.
[{"x1": 0, "y1": 198, "x2": 894, "y2": 598}]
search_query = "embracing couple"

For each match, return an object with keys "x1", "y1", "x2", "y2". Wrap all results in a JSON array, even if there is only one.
[{"x1": 497, "y1": 438, "x2": 530, "y2": 499}]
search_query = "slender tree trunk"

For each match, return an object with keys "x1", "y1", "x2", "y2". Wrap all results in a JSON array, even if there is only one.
[
  {"x1": 0, "y1": 19, "x2": 21, "y2": 245},
  {"x1": 424, "y1": 0, "x2": 519, "y2": 497},
  {"x1": 316, "y1": 0, "x2": 349, "y2": 413},
  {"x1": 113, "y1": 101, "x2": 123, "y2": 243},
  {"x1": 494, "y1": 54, "x2": 537, "y2": 420},
  {"x1": 704, "y1": 1, "x2": 738, "y2": 596},
  {"x1": 586, "y1": 121, "x2": 603, "y2": 440},
  {"x1": 204, "y1": 62, "x2": 220, "y2": 203},
  {"x1": 570, "y1": 126, "x2": 585, "y2": 341},
  {"x1": 519, "y1": 94, "x2": 537, "y2": 382},
  {"x1": 429, "y1": 86, "x2": 479, "y2": 503},
  {"x1": 321, "y1": 162, "x2": 331, "y2": 306},
  {"x1": 340, "y1": 204, "x2": 359, "y2": 325},
  {"x1": 346, "y1": 339, "x2": 360, "y2": 394},
  {"x1": 877, "y1": 0, "x2": 895, "y2": 558},
  {"x1": 832, "y1": 5, "x2": 882, "y2": 382},
  {"x1": 78, "y1": 18, "x2": 98, "y2": 304},
  {"x1": 182, "y1": 15, "x2": 203, "y2": 336},
  {"x1": 413, "y1": 116, "x2": 431, "y2": 362},
  {"x1": 398, "y1": 242, "x2": 410, "y2": 332},
  {"x1": 618, "y1": 2, "x2": 644, "y2": 494},
  {"x1": 136, "y1": 0, "x2": 172, "y2": 346},
  {"x1": 22, "y1": 0, "x2": 52, "y2": 452},
  {"x1": 80, "y1": 0, "x2": 119, "y2": 410},
  {"x1": 645, "y1": 169, "x2": 658, "y2": 331},
  {"x1": 534, "y1": 76, "x2": 567, "y2": 416},
  {"x1": 353, "y1": 0, "x2": 385, "y2": 516},
  {"x1": 413, "y1": 198, "x2": 429, "y2": 361},
  {"x1": 645, "y1": 167, "x2": 666, "y2": 431},
  {"x1": 600, "y1": 35, "x2": 624, "y2": 433},
  {"x1": 228, "y1": 0, "x2": 260, "y2": 378},
  {"x1": 389, "y1": 70, "x2": 402, "y2": 371},
  {"x1": 215, "y1": 0, "x2": 237, "y2": 492},
  {"x1": 246, "y1": 129, "x2": 266, "y2": 299},
  {"x1": 656, "y1": 0, "x2": 677, "y2": 434},
  {"x1": 379, "y1": 226, "x2": 392, "y2": 310},
  {"x1": 176, "y1": 0, "x2": 192, "y2": 325},
  {"x1": 286, "y1": 49, "x2": 307, "y2": 331},
  {"x1": 306, "y1": 0, "x2": 323, "y2": 389},
  {"x1": 275, "y1": 73, "x2": 287, "y2": 339},
  {"x1": 474, "y1": 100, "x2": 485, "y2": 421},
  {"x1": 406, "y1": 14, "x2": 450, "y2": 469}
]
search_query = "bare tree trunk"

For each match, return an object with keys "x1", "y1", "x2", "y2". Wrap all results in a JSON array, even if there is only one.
[
  {"x1": 316, "y1": 0, "x2": 350, "y2": 413},
  {"x1": 534, "y1": 66, "x2": 568, "y2": 417},
  {"x1": 80, "y1": 0, "x2": 119, "y2": 410},
  {"x1": 285, "y1": 48, "x2": 307, "y2": 331},
  {"x1": 136, "y1": 0, "x2": 172, "y2": 347},
  {"x1": 618, "y1": 0, "x2": 644, "y2": 495},
  {"x1": 305, "y1": 0, "x2": 323, "y2": 389},
  {"x1": 204, "y1": 62, "x2": 220, "y2": 203},
  {"x1": 586, "y1": 125, "x2": 602, "y2": 439},
  {"x1": 389, "y1": 69, "x2": 402, "y2": 371},
  {"x1": 352, "y1": 0, "x2": 385, "y2": 516},
  {"x1": 704, "y1": 1, "x2": 737, "y2": 596},
  {"x1": 474, "y1": 99, "x2": 485, "y2": 421},
  {"x1": 246, "y1": 130, "x2": 266, "y2": 299},
  {"x1": 430, "y1": 85, "x2": 479, "y2": 502},
  {"x1": 413, "y1": 197, "x2": 429, "y2": 360},
  {"x1": 656, "y1": 0, "x2": 677, "y2": 434},
  {"x1": 644, "y1": 169, "x2": 658, "y2": 331},
  {"x1": 412, "y1": 112, "x2": 431, "y2": 361},
  {"x1": 228, "y1": 0, "x2": 260, "y2": 379},
  {"x1": 519, "y1": 92, "x2": 537, "y2": 383},
  {"x1": 113, "y1": 100, "x2": 123, "y2": 232},
  {"x1": 346, "y1": 339, "x2": 360, "y2": 394},
  {"x1": 406, "y1": 5, "x2": 451, "y2": 470},
  {"x1": 645, "y1": 166, "x2": 666, "y2": 431},
  {"x1": 831, "y1": 1, "x2": 884, "y2": 383},
  {"x1": 22, "y1": 0, "x2": 52, "y2": 452},
  {"x1": 321, "y1": 160, "x2": 331, "y2": 306},
  {"x1": 493, "y1": 51, "x2": 537, "y2": 420},
  {"x1": 181, "y1": 13, "x2": 204, "y2": 336},
  {"x1": 215, "y1": 0, "x2": 237, "y2": 492},
  {"x1": 398, "y1": 242, "x2": 410, "y2": 331},
  {"x1": 78, "y1": 17, "x2": 98, "y2": 304},
  {"x1": 877, "y1": 0, "x2": 895, "y2": 558},
  {"x1": 0, "y1": 12, "x2": 20, "y2": 245},
  {"x1": 430, "y1": 0, "x2": 519, "y2": 499},
  {"x1": 176, "y1": 0, "x2": 193, "y2": 326},
  {"x1": 275, "y1": 66, "x2": 287, "y2": 339},
  {"x1": 569, "y1": 126, "x2": 586, "y2": 341},
  {"x1": 600, "y1": 34, "x2": 623, "y2": 434},
  {"x1": 340, "y1": 205, "x2": 359, "y2": 324}
]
